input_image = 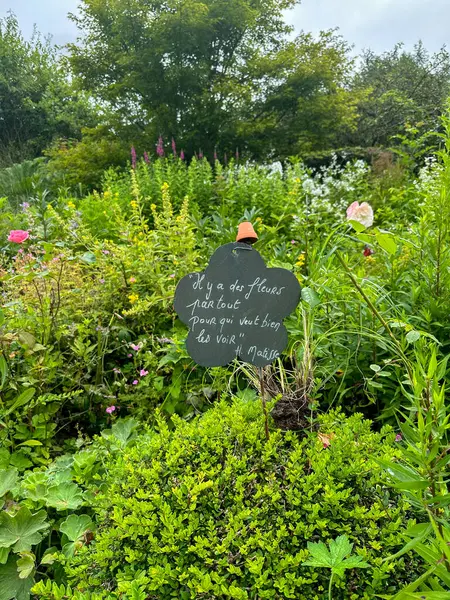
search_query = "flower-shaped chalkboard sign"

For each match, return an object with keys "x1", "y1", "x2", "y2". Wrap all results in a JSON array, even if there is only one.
[{"x1": 174, "y1": 227, "x2": 301, "y2": 368}]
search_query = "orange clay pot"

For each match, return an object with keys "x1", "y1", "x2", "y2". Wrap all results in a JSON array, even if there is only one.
[{"x1": 236, "y1": 221, "x2": 258, "y2": 243}]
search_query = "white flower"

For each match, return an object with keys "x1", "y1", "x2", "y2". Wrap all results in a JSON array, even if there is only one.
[{"x1": 346, "y1": 201, "x2": 374, "y2": 228}]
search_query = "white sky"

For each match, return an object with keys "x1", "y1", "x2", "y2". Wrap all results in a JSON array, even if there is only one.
[{"x1": 0, "y1": 0, "x2": 448, "y2": 54}]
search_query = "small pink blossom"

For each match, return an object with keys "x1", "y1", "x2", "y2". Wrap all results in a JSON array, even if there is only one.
[
  {"x1": 169, "y1": 273, "x2": 175, "y2": 279},
  {"x1": 99, "y1": 278, "x2": 105, "y2": 284},
  {"x1": 291, "y1": 240, "x2": 296, "y2": 245},
  {"x1": 127, "y1": 353, "x2": 132, "y2": 358},
  {"x1": 140, "y1": 369, "x2": 149, "y2": 377},
  {"x1": 106, "y1": 405, "x2": 116, "y2": 414},
  {"x1": 132, "y1": 379, "x2": 139, "y2": 385},
  {"x1": 131, "y1": 146, "x2": 137, "y2": 170},
  {"x1": 113, "y1": 367, "x2": 121, "y2": 374},
  {"x1": 346, "y1": 201, "x2": 374, "y2": 229},
  {"x1": 395, "y1": 434, "x2": 402, "y2": 442},
  {"x1": 130, "y1": 343, "x2": 141, "y2": 352},
  {"x1": 156, "y1": 136, "x2": 164, "y2": 157},
  {"x1": 129, "y1": 277, "x2": 136, "y2": 283},
  {"x1": 143, "y1": 151, "x2": 150, "y2": 164},
  {"x1": 171, "y1": 138, "x2": 177, "y2": 157},
  {"x1": 102, "y1": 250, "x2": 110, "y2": 255},
  {"x1": 8, "y1": 230, "x2": 30, "y2": 244},
  {"x1": 180, "y1": 150, "x2": 185, "y2": 161}
]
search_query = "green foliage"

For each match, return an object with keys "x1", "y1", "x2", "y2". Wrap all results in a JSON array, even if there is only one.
[
  {"x1": 350, "y1": 43, "x2": 450, "y2": 149},
  {"x1": 303, "y1": 535, "x2": 369, "y2": 599},
  {"x1": 0, "y1": 13, "x2": 96, "y2": 167},
  {"x1": 67, "y1": 0, "x2": 358, "y2": 160},
  {"x1": 65, "y1": 400, "x2": 423, "y2": 599}
]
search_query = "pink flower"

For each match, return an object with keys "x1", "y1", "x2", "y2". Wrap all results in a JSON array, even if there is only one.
[
  {"x1": 198, "y1": 150, "x2": 203, "y2": 159},
  {"x1": 99, "y1": 279, "x2": 105, "y2": 284},
  {"x1": 131, "y1": 146, "x2": 137, "y2": 170},
  {"x1": 129, "y1": 277, "x2": 136, "y2": 283},
  {"x1": 140, "y1": 369, "x2": 149, "y2": 377},
  {"x1": 127, "y1": 353, "x2": 132, "y2": 358},
  {"x1": 106, "y1": 405, "x2": 116, "y2": 414},
  {"x1": 143, "y1": 151, "x2": 150, "y2": 164},
  {"x1": 102, "y1": 250, "x2": 110, "y2": 255},
  {"x1": 395, "y1": 434, "x2": 402, "y2": 442},
  {"x1": 130, "y1": 343, "x2": 141, "y2": 352},
  {"x1": 180, "y1": 150, "x2": 185, "y2": 161},
  {"x1": 291, "y1": 240, "x2": 296, "y2": 245},
  {"x1": 171, "y1": 138, "x2": 177, "y2": 157},
  {"x1": 8, "y1": 230, "x2": 30, "y2": 244},
  {"x1": 346, "y1": 202, "x2": 374, "y2": 229},
  {"x1": 156, "y1": 136, "x2": 164, "y2": 157},
  {"x1": 169, "y1": 273, "x2": 175, "y2": 279},
  {"x1": 113, "y1": 367, "x2": 121, "y2": 374},
  {"x1": 132, "y1": 379, "x2": 139, "y2": 385}
]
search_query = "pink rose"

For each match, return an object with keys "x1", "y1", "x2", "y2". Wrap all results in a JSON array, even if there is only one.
[
  {"x1": 8, "y1": 230, "x2": 30, "y2": 244},
  {"x1": 346, "y1": 202, "x2": 374, "y2": 229}
]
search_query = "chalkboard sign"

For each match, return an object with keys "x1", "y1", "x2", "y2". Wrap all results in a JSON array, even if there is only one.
[{"x1": 174, "y1": 242, "x2": 301, "y2": 367}]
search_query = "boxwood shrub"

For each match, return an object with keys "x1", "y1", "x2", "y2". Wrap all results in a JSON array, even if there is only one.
[{"x1": 66, "y1": 400, "x2": 423, "y2": 599}]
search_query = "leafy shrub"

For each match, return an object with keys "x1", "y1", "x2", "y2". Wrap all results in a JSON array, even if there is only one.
[{"x1": 65, "y1": 400, "x2": 423, "y2": 599}]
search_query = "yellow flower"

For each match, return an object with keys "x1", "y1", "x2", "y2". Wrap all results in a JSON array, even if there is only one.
[
  {"x1": 151, "y1": 203, "x2": 157, "y2": 210},
  {"x1": 104, "y1": 190, "x2": 112, "y2": 199},
  {"x1": 296, "y1": 254, "x2": 305, "y2": 267},
  {"x1": 67, "y1": 201, "x2": 75, "y2": 209},
  {"x1": 128, "y1": 293, "x2": 139, "y2": 304},
  {"x1": 161, "y1": 182, "x2": 169, "y2": 191},
  {"x1": 130, "y1": 201, "x2": 138, "y2": 209}
]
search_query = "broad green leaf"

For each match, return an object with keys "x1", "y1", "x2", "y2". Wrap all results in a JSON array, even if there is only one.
[
  {"x1": 102, "y1": 418, "x2": 139, "y2": 447},
  {"x1": 17, "y1": 552, "x2": 35, "y2": 579},
  {"x1": 46, "y1": 483, "x2": 83, "y2": 511},
  {"x1": 79, "y1": 251, "x2": 96, "y2": 264},
  {"x1": 329, "y1": 535, "x2": 354, "y2": 566},
  {"x1": 376, "y1": 232, "x2": 397, "y2": 255},
  {"x1": 406, "y1": 330, "x2": 421, "y2": 344},
  {"x1": 18, "y1": 440, "x2": 42, "y2": 447},
  {"x1": 17, "y1": 332, "x2": 36, "y2": 349},
  {"x1": 301, "y1": 287, "x2": 320, "y2": 308},
  {"x1": 303, "y1": 535, "x2": 369, "y2": 576},
  {"x1": 0, "y1": 508, "x2": 48, "y2": 552},
  {"x1": 0, "y1": 468, "x2": 18, "y2": 497},
  {"x1": 2, "y1": 389, "x2": 35, "y2": 418},
  {"x1": 0, "y1": 548, "x2": 9, "y2": 565},
  {"x1": 348, "y1": 220, "x2": 367, "y2": 232},
  {"x1": 356, "y1": 233, "x2": 373, "y2": 244},
  {"x1": 0, "y1": 556, "x2": 33, "y2": 600},
  {"x1": 378, "y1": 460, "x2": 429, "y2": 491},
  {"x1": 60, "y1": 514, "x2": 93, "y2": 542}
]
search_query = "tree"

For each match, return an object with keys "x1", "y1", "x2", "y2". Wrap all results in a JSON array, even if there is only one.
[
  {"x1": 0, "y1": 13, "x2": 97, "y2": 166},
  {"x1": 237, "y1": 31, "x2": 361, "y2": 159},
  {"x1": 348, "y1": 42, "x2": 450, "y2": 148},
  {"x1": 68, "y1": 0, "x2": 357, "y2": 159}
]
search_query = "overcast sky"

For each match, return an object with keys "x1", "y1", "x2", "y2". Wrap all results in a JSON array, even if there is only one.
[{"x1": 0, "y1": 0, "x2": 448, "y2": 55}]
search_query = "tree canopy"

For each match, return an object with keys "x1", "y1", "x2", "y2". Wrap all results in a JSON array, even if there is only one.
[
  {"x1": 68, "y1": 0, "x2": 359, "y2": 159},
  {"x1": 0, "y1": 13, "x2": 97, "y2": 166}
]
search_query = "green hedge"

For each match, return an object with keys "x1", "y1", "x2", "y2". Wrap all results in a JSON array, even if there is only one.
[{"x1": 65, "y1": 400, "x2": 423, "y2": 599}]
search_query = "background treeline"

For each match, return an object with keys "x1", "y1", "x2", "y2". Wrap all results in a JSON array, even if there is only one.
[{"x1": 1, "y1": 0, "x2": 450, "y2": 187}]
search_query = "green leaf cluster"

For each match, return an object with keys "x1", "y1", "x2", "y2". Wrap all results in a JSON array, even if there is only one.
[{"x1": 64, "y1": 400, "x2": 424, "y2": 598}]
